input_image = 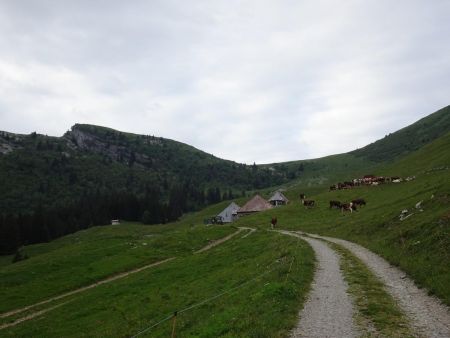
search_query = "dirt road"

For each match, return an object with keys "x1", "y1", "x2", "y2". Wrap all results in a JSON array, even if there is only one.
[
  {"x1": 278, "y1": 229, "x2": 450, "y2": 338},
  {"x1": 277, "y1": 230, "x2": 358, "y2": 337},
  {"x1": 307, "y1": 232, "x2": 450, "y2": 338}
]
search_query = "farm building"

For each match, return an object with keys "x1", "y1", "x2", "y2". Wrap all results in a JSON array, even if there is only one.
[
  {"x1": 217, "y1": 202, "x2": 240, "y2": 223},
  {"x1": 268, "y1": 191, "x2": 289, "y2": 206},
  {"x1": 237, "y1": 194, "x2": 273, "y2": 216}
]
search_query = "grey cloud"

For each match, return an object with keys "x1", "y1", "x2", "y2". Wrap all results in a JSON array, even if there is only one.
[{"x1": 0, "y1": 0, "x2": 449, "y2": 163}]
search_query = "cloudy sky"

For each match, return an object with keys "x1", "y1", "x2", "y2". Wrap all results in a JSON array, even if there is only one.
[{"x1": 0, "y1": 1, "x2": 449, "y2": 164}]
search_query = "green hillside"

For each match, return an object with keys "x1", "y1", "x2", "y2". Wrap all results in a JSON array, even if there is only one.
[
  {"x1": 264, "y1": 106, "x2": 449, "y2": 197},
  {"x1": 235, "y1": 131, "x2": 450, "y2": 305},
  {"x1": 263, "y1": 153, "x2": 376, "y2": 196},
  {"x1": 351, "y1": 105, "x2": 450, "y2": 162},
  {"x1": 0, "y1": 205, "x2": 314, "y2": 337}
]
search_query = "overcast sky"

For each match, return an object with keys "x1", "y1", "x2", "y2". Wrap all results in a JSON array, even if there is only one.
[{"x1": 0, "y1": 1, "x2": 449, "y2": 164}]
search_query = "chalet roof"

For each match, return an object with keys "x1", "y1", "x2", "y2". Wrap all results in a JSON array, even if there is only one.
[
  {"x1": 238, "y1": 194, "x2": 273, "y2": 213},
  {"x1": 218, "y1": 202, "x2": 240, "y2": 218},
  {"x1": 269, "y1": 191, "x2": 289, "y2": 203}
]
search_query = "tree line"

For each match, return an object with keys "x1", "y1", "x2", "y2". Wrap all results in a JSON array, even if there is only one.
[{"x1": 0, "y1": 183, "x2": 234, "y2": 255}]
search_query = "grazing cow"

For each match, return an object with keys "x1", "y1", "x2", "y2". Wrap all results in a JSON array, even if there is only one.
[
  {"x1": 329, "y1": 185, "x2": 337, "y2": 191},
  {"x1": 341, "y1": 202, "x2": 356, "y2": 214},
  {"x1": 353, "y1": 178, "x2": 362, "y2": 186},
  {"x1": 344, "y1": 181, "x2": 354, "y2": 187},
  {"x1": 300, "y1": 193, "x2": 306, "y2": 200},
  {"x1": 302, "y1": 199, "x2": 315, "y2": 208},
  {"x1": 351, "y1": 198, "x2": 366, "y2": 207},
  {"x1": 271, "y1": 217, "x2": 278, "y2": 229},
  {"x1": 376, "y1": 177, "x2": 386, "y2": 183},
  {"x1": 329, "y1": 200, "x2": 342, "y2": 209}
]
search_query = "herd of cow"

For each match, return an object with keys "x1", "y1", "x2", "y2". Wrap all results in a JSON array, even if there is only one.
[
  {"x1": 300, "y1": 194, "x2": 367, "y2": 214},
  {"x1": 329, "y1": 174, "x2": 404, "y2": 191},
  {"x1": 329, "y1": 198, "x2": 366, "y2": 214},
  {"x1": 293, "y1": 174, "x2": 410, "y2": 216}
]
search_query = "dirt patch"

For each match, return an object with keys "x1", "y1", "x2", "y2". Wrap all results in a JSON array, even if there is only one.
[{"x1": 195, "y1": 228, "x2": 245, "y2": 254}]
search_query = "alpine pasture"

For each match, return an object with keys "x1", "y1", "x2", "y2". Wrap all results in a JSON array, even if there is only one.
[{"x1": 1, "y1": 115, "x2": 449, "y2": 336}]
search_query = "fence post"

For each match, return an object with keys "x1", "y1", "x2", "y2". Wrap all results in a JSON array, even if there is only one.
[
  {"x1": 171, "y1": 311, "x2": 177, "y2": 338},
  {"x1": 285, "y1": 257, "x2": 295, "y2": 282}
]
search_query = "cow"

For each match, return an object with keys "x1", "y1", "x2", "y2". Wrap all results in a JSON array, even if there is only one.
[
  {"x1": 353, "y1": 178, "x2": 362, "y2": 186},
  {"x1": 329, "y1": 185, "x2": 337, "y2": 191},
  {"x1": 300, "y1": 193, "x2": 306, "y2": 200},
  {"x1": 302, "y1": 199, "x2": 315, "y2": 208},
  {"x1": 271, "y1": 217, "x2": 278, "y2": 229},
  {"x1": 344, "y1": 181, "x2": 354, "y2": 187},
  {"x1": 329, "y1": 200, "x2": 342, "y2": 209},
  {"x1": 376, "y1": 177, "x2": 386, "y2": 183},
  {"x1": 351, "y1": 198, "x2": 366, "y2": 207},
  {"x1": 341, "y1": 202, "x2": 356, "y2": 214}
]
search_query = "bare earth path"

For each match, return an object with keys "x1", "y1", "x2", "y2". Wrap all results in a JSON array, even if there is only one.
[
  {"x1": 277, "y1": 230, "x2": 358, "y2": 338},
  {"x1": 195, "y1": 227, "x2": 249, "y2": 253},
  {"x1": 2, "y1": 228, "x2": 251, "y2": 329},
  {"x1": 303, "y1": 232, "x2": 450, "y2": 338},
  {"x1": 0, "y1": 257, "x2": 175, "y2": 321}
]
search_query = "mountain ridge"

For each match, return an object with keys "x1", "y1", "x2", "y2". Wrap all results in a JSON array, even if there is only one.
[{"x1": 0, "y1": 105, "x2": 448, "y2": 253}]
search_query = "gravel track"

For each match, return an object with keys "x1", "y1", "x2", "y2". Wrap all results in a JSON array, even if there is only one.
[
  {"x1": 305, "y1": 232, "x2": 450, "y2": 338},
  {"x1": 277, "y1": 230, "x2": 358, "y2": 338}
]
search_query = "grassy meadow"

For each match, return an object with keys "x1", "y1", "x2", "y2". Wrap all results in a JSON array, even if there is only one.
[{"x1": 1, "y1": 202, "x2": 314, "y2": 337}]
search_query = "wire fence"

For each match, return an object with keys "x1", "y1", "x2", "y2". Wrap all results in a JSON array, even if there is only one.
[
  {"x1": 130, "y1": 259, "x2": 286, "y2": 337},
  {"x1": 130, "y1": 231, "x2": 308, "y2": 337}
]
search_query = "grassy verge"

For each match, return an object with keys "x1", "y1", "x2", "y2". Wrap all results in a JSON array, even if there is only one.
[
  {"x1": 329, "y1": 241, "x2": 416, "y2": 337},
  {"x1": 2, "y1": 231, "x2": 314, "y2": 337}
]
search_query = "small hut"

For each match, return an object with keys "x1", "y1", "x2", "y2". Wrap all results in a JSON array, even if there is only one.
[
  {"x1": 269, "y1": 191, "x2": 289, "y2": 206},
  {"x1": 217, "y1": 202, "x2": 240, "y2": 223},
  {"x1": 237, "y1": 194, "x2": 273, "y2": 216}
]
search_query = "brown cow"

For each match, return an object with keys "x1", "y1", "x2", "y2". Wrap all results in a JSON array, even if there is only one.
[
  {"x1": 299, "y1": 193, "x2": 306, "y2": 200},
  {"x1": 341, "y1": 202, "x2": 356, "y2": 214},
  {"x1": 352, "y1": 198, "x2": 366, "y2": 207},
  {"x1": 271, "y1": 217, "x2": 278, "y2": 229}
]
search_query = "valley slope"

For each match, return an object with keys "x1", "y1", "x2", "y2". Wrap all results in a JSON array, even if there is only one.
[{"x1": 0, "y1": 106, "x2": 448, "y2": 254}]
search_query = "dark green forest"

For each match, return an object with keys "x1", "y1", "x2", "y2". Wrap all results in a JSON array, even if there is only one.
[{"x1": 0, "y1": 124, "x2": 294, "y2": 253}]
